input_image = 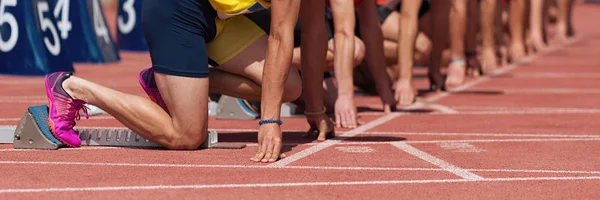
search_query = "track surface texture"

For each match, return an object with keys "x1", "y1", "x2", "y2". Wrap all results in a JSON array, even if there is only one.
[{"x1": 1, "y1": 3, "x2": 600, "y2": 200}]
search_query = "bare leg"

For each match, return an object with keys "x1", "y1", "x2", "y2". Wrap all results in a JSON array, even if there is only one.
[
  {"x1": 509, "y1": 0, "x2": 527, "y2": 61},
  {"x1": 481, "y1": 0, "x2": 499, "y2": 72},
  {"x1": 395, "y1": 0, "x2": 423, "y2": 106},
  {"x1": 63, "y1": 74, "x2": 209, "y2": 150},
  {"x1": 465, "y1": 0, "x2": 483, "y2": 77},
  {"x1": 529, "y1": 0, "x2": 547, "y2": 52},
  {"x1": 428, "y1": 0, "x2": 451, "y2": 92},
  {"x1": 566, "y1": 0, "x2": 575, "y2": 37},
  {"x1": 382, "y1": 24, "x2": 432, "y2": 67},
  {"x1": 446, "y1": 0, "x2": 468, "y2": 88},
  {"x1": 555, "y1": 0, "x2": 569, "y2": 42},
  {"x1": 299, "y1": 0, "x2": 333, "y2": 142},
  {"x1": 211, "y1": 35, "x2": 302, "y2": 102},
  {"x1": 496, "y1": 0, "x2": 510, "y2": 66},
  {"x1": 292, "y1": 37, "x2": 364, "y2": 72}
]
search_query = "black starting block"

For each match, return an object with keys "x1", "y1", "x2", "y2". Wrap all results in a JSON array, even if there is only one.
[
  {"x1": 5, "y1": 105, "x2": 245, "y2": 150},
  {"x1": 215, "y1": 95, "x2": 300, "y2": 120}
]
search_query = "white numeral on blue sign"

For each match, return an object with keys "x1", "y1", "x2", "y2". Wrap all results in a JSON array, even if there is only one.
[
  {"x1": 118, "y1": 0, "x2": 136, "y2": 34},
  {"x1": 93, "y1": 0, "x2": 110, "y2": 43},
  {"x1": 53, "y1": 0, "x2": 72, "y2": 39},
  {"x1": 0, "y1": 0, "x2": 18, "y2": 52},
  {"x1": 37, "y1": 1, "x2": 61, "y2": 56}
]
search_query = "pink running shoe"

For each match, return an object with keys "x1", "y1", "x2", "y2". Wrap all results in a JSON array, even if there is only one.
[
  {"x1": 138, "y1": 68, "x2": 168, "y2": 112},
  {"x1": 45, "y1": 72, "x2": 88, "y2": 147}
]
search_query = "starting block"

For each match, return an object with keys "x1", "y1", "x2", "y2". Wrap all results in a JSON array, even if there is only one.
[
  {"x1": 215, "y1": 95, "x2": 300, "y2": 120},
  {"x1": 4, "y1": 105, "x2": 245, "y2": 150},
  {"x1": 216, "y1": 95, "x2": 259, "y2": 120}
]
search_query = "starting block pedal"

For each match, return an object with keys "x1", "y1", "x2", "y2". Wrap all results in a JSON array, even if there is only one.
[
  {"x1": 215, "y1": 95, "x2": 300, "y2": 120},
  {"x1": 8, "y1": 105, "x2": 245, "y2": 150},
  {"x1": 13, "y1": 105, "x2": 64, "y2": 149}
]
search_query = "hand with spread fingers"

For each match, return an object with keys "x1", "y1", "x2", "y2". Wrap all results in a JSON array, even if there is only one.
[
  {"x1": 334, "y1": 96, "x2": 359, "y2": 128},
  {"x1": 251, "y1": 123, "x2": 285, "y2": 163}
]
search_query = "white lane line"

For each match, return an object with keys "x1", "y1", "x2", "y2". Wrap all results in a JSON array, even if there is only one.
[
  {"x1": 452, "y1": 109, "x2": 600, "y2": 115},
  {"x1": 426, "y1": 104, "x2": 459, "y2": 114},
  {"x1": 3, "y1": 132, "x2": 598, "y2": 152},
  {"x1": 1, "y1": 176, "x2": 600, "y2": 193},
  {"x1": 3, "y1": 160, "x2": 600, "y2": 175},
  {"x1": 386, "y1": 38, "x2": 580, "y2": 179},
  {"x1": 268, "y1": 113, "x2": 403, "y2": 167},
  {"x1": 391, "y1": 142, "x2": 484, "y2": 180},
  {"x1": 501, "y1": 88, "x2": 600, "y2": 94},
  {"x1": 245, "y1": 137, "x2": 600, "y2": 147},
  {"x1": 267, "y1": 55, "x2": 520, "y2": 167},
  {"x1": 511, "y1": 72, "x2": 600, "y2": 79},
  {"x1": 358, "y1": 131, "x2": 600, "y2": 138}
]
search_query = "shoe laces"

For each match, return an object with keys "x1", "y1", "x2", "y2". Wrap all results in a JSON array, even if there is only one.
[{"x1": 55, "y1": 94, "x2": 88, "y2": 129}]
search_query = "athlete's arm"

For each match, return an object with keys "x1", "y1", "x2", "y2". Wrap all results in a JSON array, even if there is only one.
[
  {"x1": 329, "y1": 0, "x2": 358, "y2": 128},
  {"x1": 299, "y1": 0, "x2": 333, "y2": 140},
  {"x1": 252, "y1": 0, "x2": 301, "y2": 163},
  {"x1": 395, "y1": 0, "x2": 422, "y2": 105},
  {"x1": 357, "y1": 0, "x2": 396, "y2": 112}
]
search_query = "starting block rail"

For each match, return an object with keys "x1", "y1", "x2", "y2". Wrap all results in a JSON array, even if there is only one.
[{"x1": 0, "y1": 105, "x2": 245, "y2": 150}]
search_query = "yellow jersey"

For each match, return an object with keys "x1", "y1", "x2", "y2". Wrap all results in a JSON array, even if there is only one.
[{"x1": 208, "y1": 0, "x2": 271, "y2": 19}]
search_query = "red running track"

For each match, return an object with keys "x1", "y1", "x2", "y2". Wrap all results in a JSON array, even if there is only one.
[{"x1": 1, "y1": 3, "x2": 600, "y2": 199}]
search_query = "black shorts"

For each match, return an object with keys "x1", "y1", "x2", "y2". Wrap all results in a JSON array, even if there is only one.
[
  {"x1": 143, "y1": 0, "x2": 268, "y2": 78},
  {"x1": 142, "y1": 0, "x2": 216, "y2": 78}
]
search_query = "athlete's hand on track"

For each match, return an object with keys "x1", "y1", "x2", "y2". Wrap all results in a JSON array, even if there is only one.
[
  {"x1": 335, "y1": 96, "x2": 359, "y2": 128},
  {"x1": 252, "y1": 123, "x2": 285, "y2": 163},
  {"x1": 304, "y1": 113, "x2": 335, "y2": 142}
]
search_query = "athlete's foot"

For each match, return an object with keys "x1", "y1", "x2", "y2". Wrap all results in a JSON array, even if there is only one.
[
  {"x1": 567, "y1": 24, "x2": 576, "y2": 38},
  {"x1": 509, "y1": 43, "x2": 527, "y2": 63},
  {"x1": 445, "y1": 59, "x2": 467, "y2": 89},
  {"x1": 139, "y1": 68, "x2": 168, "y2": 112},
  {"x1": 530, "y1": 34, "x2": 548, "y2": 53},
  {"x1": 525, "y1": 36, "x2": 535, "y2": 55},
  {"x1": 45, "y1": 72, "x2": 89, "y2": 147},
  {"x1": 480, "y1": 48, "x2": 499, "y2": 73},
  {"x1": 465, "y1": 52, "x2": 483, "y2": 78},
  {"x1": 393, "y1": 79, "x2": 417, "y2": 108},
  {"x1": 554, "y1": 23, "x2": 569, "y2": 44},
  {"x1": 498, "y1": 46, "x2": 509, "y2": 66},
  {"x1": 428, "y1": 71, "x2": 446, "y2": 93}
]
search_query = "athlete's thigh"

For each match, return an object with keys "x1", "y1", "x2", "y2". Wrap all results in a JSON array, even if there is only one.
[
  {"x1": 217, "y1": 35, "x2": 269, "y2": 84},
  {"x1": 142, "y1": 0, "x2": 213, "y2": 138},
  {"x1": 381, "y1": 12, "x2": 400, "y2": 41}
]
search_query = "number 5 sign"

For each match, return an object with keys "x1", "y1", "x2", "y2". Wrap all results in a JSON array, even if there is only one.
[{"x1": 0, "y1": 0, "x2": 74, "y2": 76}]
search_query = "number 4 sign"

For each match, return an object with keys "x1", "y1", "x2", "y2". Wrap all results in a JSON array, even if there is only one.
[{"x1": 45, "y1": 0, "x2": 120, "y2": 63}]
